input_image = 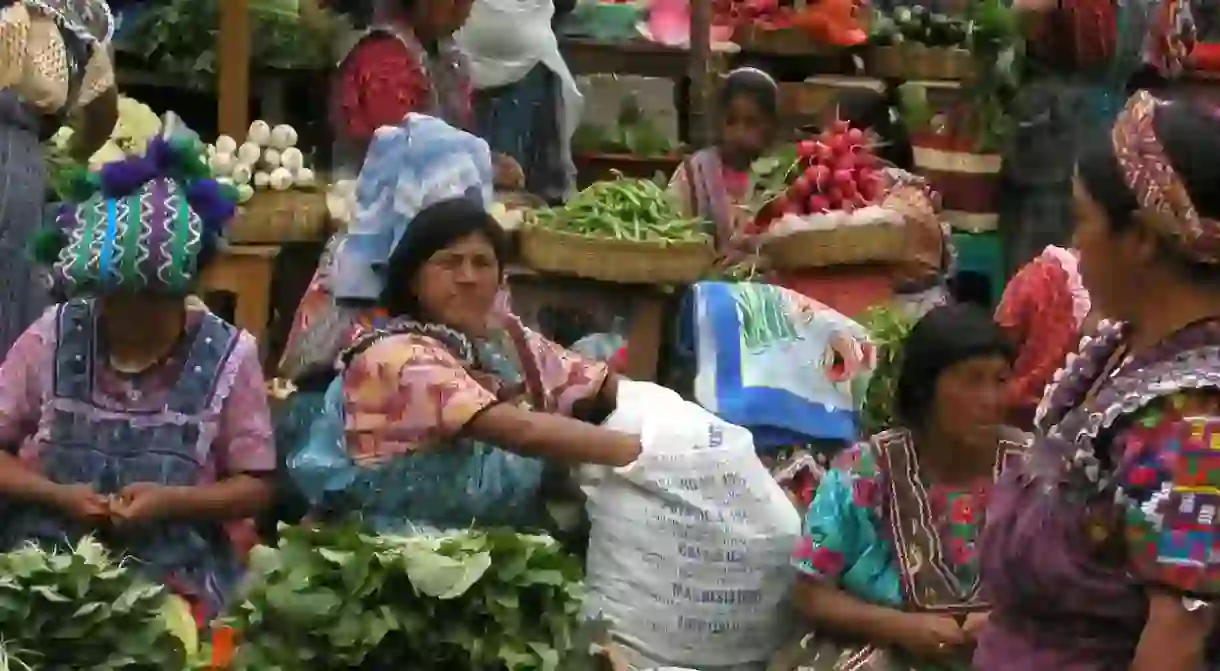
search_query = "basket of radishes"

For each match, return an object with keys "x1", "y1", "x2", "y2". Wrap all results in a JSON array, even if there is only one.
[{"x1": 751, "y1": 121, "x2": 907, "y2": 270}]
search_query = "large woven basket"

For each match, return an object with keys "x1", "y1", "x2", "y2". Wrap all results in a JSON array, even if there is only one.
[
  {"x1": 868, "y1": 44, "x2": 975, "y2": 80},
  {"x1": 763, "y1": 223, "x2": 906, "y2": 270},
  {"x1": 226, "y1": 190, "x2": 329, "y2": 243},
  {"x1": 519, "y1": 226, "x2": 714, "y2": 284}
]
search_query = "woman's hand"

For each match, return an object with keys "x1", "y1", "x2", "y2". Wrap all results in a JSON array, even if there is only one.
[
  {"x1": 110, "y1": 482, "x2": 184, "y2": 525},
  {"x1": 49, "y1": 483, "x2": 111, "y2": 524},
  {"x1": 492, "y1": 153, "x2": 526, "y2": 190},
  {"x1": 962, "y1": 611, "x2": 990, "y2": 640},
  {"x1": 892, "y1": 613, "x2": 969, "y2": 659}
]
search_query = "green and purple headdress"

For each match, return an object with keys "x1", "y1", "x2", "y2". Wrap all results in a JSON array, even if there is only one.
[{"x1": 32, "y1": 120, "x2": 237, "y2": 296}]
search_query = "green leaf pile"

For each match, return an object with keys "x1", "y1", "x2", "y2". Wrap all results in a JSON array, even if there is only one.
[
  {"x1": 0, "y1": 537, "x2": 188, "y2": 670},
  {"x1": 225, "y1": 522, "x2": 596, "y2": 670},
  {"x1": 855, "y1": 305, "x2": 917, "y2": 435}
]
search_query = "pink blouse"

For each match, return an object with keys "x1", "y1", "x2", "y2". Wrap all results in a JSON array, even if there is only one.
[{"x1": 0, "y1": 306, "x2": 276, "y2": 481}]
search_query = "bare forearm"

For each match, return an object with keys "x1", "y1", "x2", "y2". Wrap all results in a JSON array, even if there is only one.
[
  {"x1": 0, "y1": 451, "x2": 62, "y2": 507},
  {"x1": 468, "y1": 404, "x2": 640, "y2": 466},
  {"x1": 69, "y1": 87, "x2": 118, "y2": 161},
  {"x1": 165, "y1": 474, "x2": 274, "y2": 522},
  {"x1": 1130, "y1": 592, "x2": 1211, "y2": 671},
  {"x1": 794, "y1": 578, "x2": 911, "y2": 647}
]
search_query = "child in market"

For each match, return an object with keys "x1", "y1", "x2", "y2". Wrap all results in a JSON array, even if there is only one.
[{"x1": 670, "y1": 66, "x2": 780, "y2": 265}]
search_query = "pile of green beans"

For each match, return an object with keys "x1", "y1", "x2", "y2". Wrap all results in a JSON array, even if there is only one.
[{"x1": 533, "y1": 178, "x2": 710, "y2": 244}]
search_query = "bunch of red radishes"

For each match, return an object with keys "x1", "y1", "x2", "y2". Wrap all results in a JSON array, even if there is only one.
[{"x1": 762, "y1": 121, "x2": 885, "y2": 228}]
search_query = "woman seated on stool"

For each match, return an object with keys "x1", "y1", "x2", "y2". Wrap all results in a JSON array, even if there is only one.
[
  {"x1": 286, "y1": 114, "x2": 639, "y2": 532},
  {"x1": 772, "y1": 304, "x2": 1026, "y2": 670},
  {"x1": 0, "y1": 135, "x2": 276, "y2": 620}
]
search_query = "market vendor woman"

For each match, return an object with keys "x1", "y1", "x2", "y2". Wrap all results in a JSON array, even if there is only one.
[
  {"x1": 326, "y1": 0, "x2": 523, "y2": 188},
  {"x1": 0, "y1": 135, "x2": 275, "y2": 618},
  {"x1": 288, "y1": 115, "x2": 639, "y2": 531}
]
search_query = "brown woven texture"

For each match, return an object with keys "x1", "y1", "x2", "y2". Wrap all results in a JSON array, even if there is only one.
[
  {"x1": 227, "y1": 191, "x2": 328, "y2": 243},
  {"x1": 519, "y1": 226, "x2": 714, "y2": 284},
  {"x1": 763, "y1": 222, "x2": 907, "y2": 270},
  {"x1": 867, "y1": 44, "x2": 975, "y2": 80}
]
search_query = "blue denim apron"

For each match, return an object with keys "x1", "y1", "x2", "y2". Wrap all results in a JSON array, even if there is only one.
[{"x1": 1, "y1": 299, "x2": 242, "y2": 617}]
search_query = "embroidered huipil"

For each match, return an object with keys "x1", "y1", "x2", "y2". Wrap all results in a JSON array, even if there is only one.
[
  {"x1": 0, "y1": 301, "x2": 275, "y2": 618},
  {"x1": 977, "y1": 319, "x2": 1220, "y2": 670},
  {"x1": 288, "y1": 311, "x2": 608, "y2": 532},
  {"x1": 773, "y1": 428, "x2": 1027, "y2": 671}
]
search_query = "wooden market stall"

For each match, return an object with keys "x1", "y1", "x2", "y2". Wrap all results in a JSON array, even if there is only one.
[{"x1": 197, "y1": 0, "x2": 328, "y2": 363}]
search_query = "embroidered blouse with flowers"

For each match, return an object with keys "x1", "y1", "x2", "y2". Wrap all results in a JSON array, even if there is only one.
[{"x1": 793, "y1": 429, "x2": 1024, "y2": 609}]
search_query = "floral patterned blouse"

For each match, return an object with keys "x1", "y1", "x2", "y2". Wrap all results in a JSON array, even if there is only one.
[
  {"x1": 340, "y1": 312, "x2": 610, "y2": 465},
  {"x1": 793, "y1": 431, "x2": 1012, "y2": 608},
  {"x1": 0, "y1": 305, "x2": 275, "y2": 481}
]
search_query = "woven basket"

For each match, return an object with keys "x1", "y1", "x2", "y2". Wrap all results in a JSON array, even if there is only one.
[
  {"x1": 227, "y1": 190, "x2": 329, "y2": 244},
  {"x1": 867, "y1": 44, "x2": 975, "y2": 80},
  {"x1": 734, "y1": 25, "x2": 830, "y2": 55},
  {"x1": 763, "y1": 223, "x2": 906, "y2": 270},
  {"x1": 519, "y1": 226, "x2": 714, "y2": 284}
]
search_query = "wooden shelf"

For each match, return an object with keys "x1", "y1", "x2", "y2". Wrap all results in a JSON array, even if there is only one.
[{"x1": 560, "y1": 37, "x2": 727, "y2": 78}]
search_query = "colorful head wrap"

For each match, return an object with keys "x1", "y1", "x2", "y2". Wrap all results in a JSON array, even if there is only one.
[
  {"x1": 332, "y1": 113, "x2": 493, "y2": 302},
  {"x1": 1111, "y1": 90, "x2": 1220, "y2": 265},
  {"x1": 32, "y1": 115, "x2": 237, "y2": 295}
]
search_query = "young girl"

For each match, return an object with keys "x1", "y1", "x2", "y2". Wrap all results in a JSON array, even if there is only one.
[{"x1": 670, "y1": 66, "x2": 779, "y2": 263}]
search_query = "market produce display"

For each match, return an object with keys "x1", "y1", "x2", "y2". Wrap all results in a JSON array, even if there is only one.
[
  {"x1": 223, "y1": 523, "x2": 599, "y2": 670},
  {"x1": 206, "y1": 120, "x2": 318, "y2": 204},
  {"x1": 752, "y1": 119, "x2": 886, "y2": 230},
  {"x1": 572, "y1": 96, "x2": 675, "y2": 159},
  {"x1": 532, "y1": 178, "x2": 708, "y2": 244},
  {"x1": 870, "y1": 6, "x2": 969, "y2": 47},
  {"x1": 45, "y1": 96, "x2": 164, "y2": 199},
  {"x1": 0, "y1": 537, "x2": 196, "y2": 670},
  {"x1": 855, "y1": 305, "x2": 916, "y2": 434}
]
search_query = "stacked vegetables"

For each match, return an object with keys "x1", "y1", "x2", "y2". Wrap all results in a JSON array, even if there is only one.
[
  {"x1": 223, "y1": 523, "x2": 601, "y2": 670},
  {"x1": 755, "y1": 120, "x2": 885, "y2": 230},
  {"x1": 533, "y1": 178, "x2": 708, "y2": 244},
  {"x1": 0, "y1": 537, "x2": 194, "y2": 670},
  {"x1": 206, "y1": 120, "x2": 318, "y2": 204}
]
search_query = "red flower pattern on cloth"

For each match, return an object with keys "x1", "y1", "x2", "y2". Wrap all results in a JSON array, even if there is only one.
[
  {"x1": 1115, "y1": 391, "x2": 1220, "y2": 596},
  {"x1": 333, "y1": 35, "x2": 443, "y2": 143},
  {"x1": 339, "y1": 314, "x2": 608, "y2": 465},
  {"x1": 995, "y1": 250, "x2": 1083, "y2": 427}
]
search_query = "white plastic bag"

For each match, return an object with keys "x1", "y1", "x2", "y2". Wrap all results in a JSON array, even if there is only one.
[{"x1": 582, "y1": 380, "x2": 801, "y2": 669}]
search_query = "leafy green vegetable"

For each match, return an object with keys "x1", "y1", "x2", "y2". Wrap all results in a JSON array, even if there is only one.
[
  {"x1": 224, "y1": 522, "x2": 601, "y2": 670},
  {"x1": 572, "y1": 96, "x2": 676, "y2": 158},
  {"x1": 855, "y1": 305, "x2": 917, "y2": 435},
  {"x1": 0, "y1": 537, "x2": 189, "y2": 670},
  {"x1": 533, "y1": 177, "x2": 709, "y2": 244},
  {"x1": 115, "y1": 0, "x2": 337, "y2": 87}
]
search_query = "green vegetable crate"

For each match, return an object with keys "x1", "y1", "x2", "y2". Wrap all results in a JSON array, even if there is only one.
[{"x1": 523, "y1": 177, "x2": 715, "y2": 285}]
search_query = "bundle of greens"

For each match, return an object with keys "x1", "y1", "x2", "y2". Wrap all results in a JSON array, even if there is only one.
[
  {"x1": 0, "y1": 537, "x2": 190, "y2": 670},
  {"x1": 532, "y1": 177, "x2": 708, "y2": 244},
  {"x1": 571, "y1": 95, "x2": 675, "y2": 158},
  {"x1": 855, "y1": 305, "x2": 917, "y2": 435},
  {"x1": 225, "y1": 523, "x2": 599, "y2": 670}
]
